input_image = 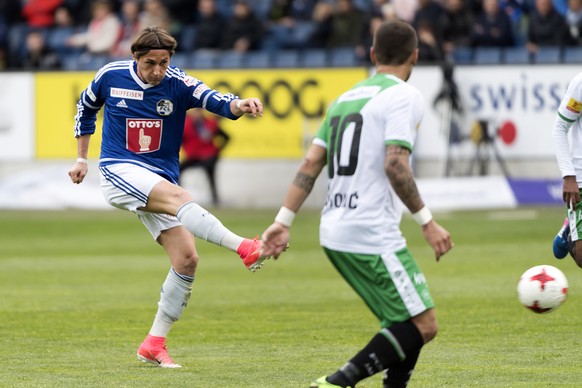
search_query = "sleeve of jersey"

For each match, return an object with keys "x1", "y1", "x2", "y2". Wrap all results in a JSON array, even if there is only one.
[
  {"x1": 552, "y1": 75, "x2": 582, "y2": 177},
  {"x1": 384, "y1": 86, "x2": 423, "y2": 152},
  {"x1": 188, "y1": 79, "x2": 239, "y2": 120},
  {"x1": 73, "y1": 77, "x2": 104, "y2": 138}
]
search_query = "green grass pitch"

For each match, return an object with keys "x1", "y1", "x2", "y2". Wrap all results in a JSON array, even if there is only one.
[{"x1": 1, "y1": 207, "x2": 582, "y2": 387}]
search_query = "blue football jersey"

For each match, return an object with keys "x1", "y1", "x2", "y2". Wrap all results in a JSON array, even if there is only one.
[{"x1": 74, "y1": 60, "x2": 239, "y2": 183}]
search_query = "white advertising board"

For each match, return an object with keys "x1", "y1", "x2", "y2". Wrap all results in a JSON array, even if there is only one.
[
  {"x1": 0, "y1": 73, "x2": 34, "y2": 161},
  {"x1": 409, "y1": 65, "x2": 580, "y2": 159}
]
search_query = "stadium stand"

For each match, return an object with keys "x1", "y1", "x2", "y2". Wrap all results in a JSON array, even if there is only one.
[
  {"x1": 503, "y1": 46, "x2": 531, "y2": 64},
  {"x1": 473, "y1": 47, "x2": 503, "y2": 65},
  {"x1": 2, "y1": 0, "x2": 582, "y2": 70}
]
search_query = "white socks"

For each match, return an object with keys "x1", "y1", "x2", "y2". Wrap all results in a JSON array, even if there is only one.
[
  {"x1": 176, "y1": 201, "x2": 243, "y2": 251},
  {"x1": 149, "y1": 268, "x2": 193, "y2": 338}
]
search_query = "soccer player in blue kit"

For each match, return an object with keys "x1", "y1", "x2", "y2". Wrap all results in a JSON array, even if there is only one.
[{"x1": 68, "y1": 26, "x2": 268, "y2": 368}]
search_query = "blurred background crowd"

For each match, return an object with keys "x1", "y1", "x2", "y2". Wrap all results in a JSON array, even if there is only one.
[{"x1": 0, "y1": 0, "x2": 580, "y2": 71}]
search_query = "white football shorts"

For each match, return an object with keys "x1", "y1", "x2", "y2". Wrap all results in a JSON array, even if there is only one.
[{"x1": 99, "y1": 162, "x2": 182, "y2": 240}]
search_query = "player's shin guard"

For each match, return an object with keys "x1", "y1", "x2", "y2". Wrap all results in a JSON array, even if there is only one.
[
  {"x1": 327, "y1": 321, "x2": 424, "y2": 387},
  {"x1": 149, "y1": 268, "x2": 193, "y2": 337},
  {"x1": 176, "y1": 201, "x2": 242, "y2": 251}
]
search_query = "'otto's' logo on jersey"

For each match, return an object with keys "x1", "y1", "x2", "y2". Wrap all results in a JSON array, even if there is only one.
[{"x1": 126, "y1": 119, "x2": 162, "y2": 153}]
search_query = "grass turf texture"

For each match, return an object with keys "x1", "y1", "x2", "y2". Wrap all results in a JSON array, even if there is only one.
[{"x1": 1, "y1": 207, "x2": 581, "y2": 387}]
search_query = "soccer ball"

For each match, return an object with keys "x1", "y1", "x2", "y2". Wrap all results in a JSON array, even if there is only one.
[{"x1": 517, "y1": 265, "x2": 568, "y2": 314}]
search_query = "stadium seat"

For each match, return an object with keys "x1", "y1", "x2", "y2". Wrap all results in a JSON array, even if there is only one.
[
  {"x1": 503, "y1": 46, "x2": 531, "y2": 64},
  {"x1": 272, "y1": 50, "x2": 300, "y2": 68},
  {"x1": 217, "y1": 51, "x2": 245, "y2": 69},
  {"x1": 451, "y1": 47, "x2": 473, "y2": 65},
  {"x1": 245, "y1": 51, "x2": 271, "y2": 68},
  {"x1": 171, "y1": 52, "x2": 191, "y2": 69},
  {"x1": 191, "y1": 51, "x2": 219, "y2": 69},
  {"x1": 289, "y1": 21, "x2": 316, "y2": 49},
  {"x1": 329, "y1": 47, "x2": 358, "y2": 67},
  {"x1": 562, "y1": 47, "x2": 582, "y2": 63},
  {"x1": 533, "y1": 46, "x2": 562, "y2": 64},
  {"x1": 179, "y1": 25, "x2": 197, "y2": 52},
  {"x1": 473, "y1": 47, "x2": 502, "y2": 65},
  {"x1": 46, "y1": 27, "x2": 76, "y2": 55},
  {"x1": 302, "y1": 49, "x2": 327, "y2": 67}
]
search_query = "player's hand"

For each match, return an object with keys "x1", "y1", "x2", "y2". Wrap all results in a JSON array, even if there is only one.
[
  {"x1": 261, "y1": 223, "x2": 290, "y2": 259},
  {"x1": 68, "y1": 161, "x2": 88, "y2": 184},
  {"x1": 421, "y1": 220, "x2": 453, "y2": 262},
  {"x1": 562, "y1": 175, "x2": 580, "y2": 207},
  {"x1": 236, "y1": 98, "x2": 263, "y2": 118}
]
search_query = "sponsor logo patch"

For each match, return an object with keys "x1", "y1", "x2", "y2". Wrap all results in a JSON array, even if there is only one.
[
  {"x1": 110, "y1": 87, "x2": 144, "y2": 100},
  {"x1": 193, "y1": 84, "x2": 210, "y2": 99},
  {"x1": 183, "y1": 76, "x2": 200, "y2": 87},
  {"x1": 566, "y1": 97, "x2": 582, "y2": 114},
  {"x1": 126, "y1": 118, "x2": 162, "y2": 153}
]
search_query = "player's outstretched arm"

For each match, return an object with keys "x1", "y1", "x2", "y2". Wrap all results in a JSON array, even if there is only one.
[
  {"x1": 384, "y1": 144, "x2": 453, "y2": 261},
  {"x1": 68, "y1": 134, "x2": 91, "y2": 184},
  {"x1": 262, "y1": 145, "x2": 327, "y2": 258}
]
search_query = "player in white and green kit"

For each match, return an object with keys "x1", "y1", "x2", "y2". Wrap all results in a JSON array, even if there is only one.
[
  {"x1": 262, "y1": 21, "x2": 453, "y2": 388},
  {"x1": 552, "y1": 71, "x2": 582, "y2": 267}
]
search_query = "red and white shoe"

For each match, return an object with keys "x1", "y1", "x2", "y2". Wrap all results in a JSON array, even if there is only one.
[
  {"x1": 238, "y1": 236, "x2": 270, "y2": 272},
  {"x1": 137, "y1": 335, "x2": 181, "y2": 368}
]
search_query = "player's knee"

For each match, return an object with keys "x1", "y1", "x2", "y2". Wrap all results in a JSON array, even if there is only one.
[
  {"x1": 412, "y1": 310, "x2": 438, "y2": 344},
  {"x1": 420, "y1": 320, "x2": 438, "y2": 343},
  {"x1": 177, "y1": 251, "x2": 198, "y2": 275}
]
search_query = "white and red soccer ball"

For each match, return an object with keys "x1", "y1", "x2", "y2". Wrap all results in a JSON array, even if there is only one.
[{"x1": 517, "y1": 265, "x2": 568, "y2": 313}]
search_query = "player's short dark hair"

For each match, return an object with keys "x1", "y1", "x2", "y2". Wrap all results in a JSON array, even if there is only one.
[
  {"x1": 131, "y1": 26, "x2": 177, "y2": 58},
  {"x1": 373, "y1": 20, "x2": 418, "y2": 66}
]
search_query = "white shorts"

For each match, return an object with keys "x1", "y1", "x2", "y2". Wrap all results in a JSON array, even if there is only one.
[{"x1": 99, "y1": 163, "x2": 182, "y2": 240}]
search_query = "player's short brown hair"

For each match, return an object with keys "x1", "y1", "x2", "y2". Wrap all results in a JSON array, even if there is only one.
[
  {"x1": 373, "y1": 20, "x2": 418, "y2": 66},
  {"x1": 131, "y1": 26, "x2": 177, "y2": 59}
]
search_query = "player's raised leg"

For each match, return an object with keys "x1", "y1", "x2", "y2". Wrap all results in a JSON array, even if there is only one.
[{"x1": 145, "y1": 179, "x2": 270, "y2": 271}]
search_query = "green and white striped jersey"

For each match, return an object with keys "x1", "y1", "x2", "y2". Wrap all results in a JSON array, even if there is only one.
[{"x1": 313, "y1": 73, "x2": 424, "y2": 254}]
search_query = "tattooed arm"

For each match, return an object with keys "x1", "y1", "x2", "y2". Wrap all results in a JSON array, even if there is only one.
[
  {"x1": 261, "y1": 144, "x2": 327, "y2": 258},
  {"x1": 385, "y1": 145, "x2": 425, "y2": 213},
  {"x1": 385, "y1": 144, "x2": 453, "y2": 260},
  {"x1": 283, "y1": 144, "x2": 327, "y2": 212}
]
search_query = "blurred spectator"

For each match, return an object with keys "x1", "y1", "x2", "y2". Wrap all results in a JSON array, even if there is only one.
[
  {"x1": 417, "y1": 19, "x2": 446, "y2": 63},
  {"x1": 566, "y1": 0, "x2": 582, "y2": 44},
  {"x1": 193, "y1": 0, "x2": 224, "y2": 51},
  {"x1": 438, "y1": 0, "x2": 473, "y2": 55},
  {"x1": 0, "y1": 0, "x2": 23, "y2": 69},
  {"x1": 180, "y1": 109, "x2": 230, "y2": 207},
  {"x1": 164, "y1": 0, "x2": 195, "y2": 28},
  {"x1": 325, "y1": 0, "x2": 366, "y2": 48},
  {"x1": 22, "y1": 0, "x2": 63, "y2": 29},
  {"x1": 414, "y1": 0, "x2": 445, "y2": 31},
  {"x1": 140, "y1": 0, "x2": 173, "y2": 34},
  {"x1": 54, "y1": 5, "x2": 75, "y2": 27},
  {"x1": 268, "y1": 0, "x2": 316, "y2": 26},
  {"x1": 17, "y1": 29, "x2": 61, "y2": 69},
  {"x1": 67, "y1": 0, "x2": 121, "y2": 55},
  {"x1": 526, "y1": 0, "x2": 572, "y2": 51},
  {"x1": 389, "y1": 0, "x2": 419, "y2": 22},
  {"x1": 220, "y1": 0, "x2": 263, "y2": 52},
  {"x1": 470, "y1": 0, "x2": 515, "y2": 47},
  {"x1": 308, "y1": 1, "x2": 334, "y2": 48},
  {"x1": 111, "y1": 0, "x2": 142, "y2": 57}
]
